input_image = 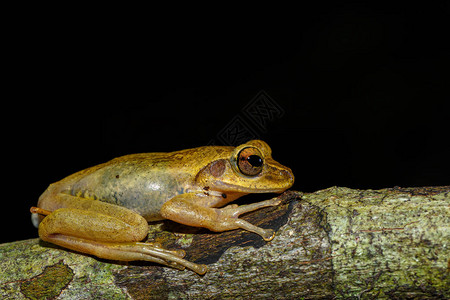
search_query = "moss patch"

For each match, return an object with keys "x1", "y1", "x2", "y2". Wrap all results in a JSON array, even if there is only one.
[{"x1": 20, "y1": 260, "x2": 74, "y2": 300}]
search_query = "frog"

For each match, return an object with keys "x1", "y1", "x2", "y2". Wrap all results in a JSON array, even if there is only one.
[{"x1": 31, "y1": 140, "x2": 294, "y2": 275}]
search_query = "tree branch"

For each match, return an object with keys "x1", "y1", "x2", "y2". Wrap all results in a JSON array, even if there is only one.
[{"x1": 1, "y1": 187, "x2": 449, "y2": 299}]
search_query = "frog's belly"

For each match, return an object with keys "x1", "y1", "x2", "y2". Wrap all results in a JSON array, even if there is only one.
[
  {"x1": 97, "y1": 183, "x2": 186, "y2": 221},
  {"x1": 70, "y1": 168, "x2": 189, "y2": 221},
  {"x1": 99, "y1": 189, "x2": 169, "y2": 221}
]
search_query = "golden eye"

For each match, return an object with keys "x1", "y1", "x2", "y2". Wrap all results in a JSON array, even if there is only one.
[{"x1": 237, "y1": 147, "x2": 264, "y2": 176}]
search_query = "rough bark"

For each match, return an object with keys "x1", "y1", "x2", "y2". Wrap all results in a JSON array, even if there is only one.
[{"x1": 1, "y1": 187, "x2": 449, "y2": 299}]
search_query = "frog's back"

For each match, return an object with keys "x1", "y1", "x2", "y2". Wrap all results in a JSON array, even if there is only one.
[{"x1": 46, "y1": 146, "x2": 232, "y2": 221}]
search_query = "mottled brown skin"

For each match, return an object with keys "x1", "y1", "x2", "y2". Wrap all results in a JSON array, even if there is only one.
[{"x1": 32, "y1": 140, "x2": 294, "y2": 274}]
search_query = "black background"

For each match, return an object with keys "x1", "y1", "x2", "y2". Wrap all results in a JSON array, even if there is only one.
[{"x1": 5, "y1": 3, "x2": 449, "y2": 243}]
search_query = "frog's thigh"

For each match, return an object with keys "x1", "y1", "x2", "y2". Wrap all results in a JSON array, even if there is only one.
[{"x1": 38, "y1": 208, "x2": 148, "y2": 243}]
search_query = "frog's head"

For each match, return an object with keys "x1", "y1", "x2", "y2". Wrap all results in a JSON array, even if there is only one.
[{"x1": 196, "y1": 140, "x2": 294, "y2": 194}]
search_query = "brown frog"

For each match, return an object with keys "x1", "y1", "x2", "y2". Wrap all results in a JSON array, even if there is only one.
[{"x1": 31, "y1": 140, "x2": 294, "y2": 274}]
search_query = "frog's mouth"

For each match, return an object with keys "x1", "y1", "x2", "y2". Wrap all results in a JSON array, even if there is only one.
[{"x1": 212, "y1": 179, "x2": 294, "y2": 195}]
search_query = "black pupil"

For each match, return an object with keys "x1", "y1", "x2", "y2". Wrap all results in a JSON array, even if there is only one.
[{"x1": 247, "y1": 155, "x2": 263, "y2": 167}]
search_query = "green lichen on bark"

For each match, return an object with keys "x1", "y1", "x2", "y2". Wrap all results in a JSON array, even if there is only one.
[
  {"x1": 0, "y1": 239, "x2": 127, "y2": 299},
  {"x1": 0, "y1": 187, "x2": 448, "y2": 299},
  {"x1": 20, "y1": 260, "x2": 74, "y2": 300},
  {"x1": 303, "y1": 186, "x2": 450, "y2": 298}
]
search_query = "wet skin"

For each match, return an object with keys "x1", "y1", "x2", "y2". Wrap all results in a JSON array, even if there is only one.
[{"x1": 32, "y1": 140, "x2": 294, "y2": 274}]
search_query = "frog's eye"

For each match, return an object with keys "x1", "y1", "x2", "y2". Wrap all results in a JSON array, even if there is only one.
[{"x1": 237, "y1": 147, "x2": 264, "y2": 176}]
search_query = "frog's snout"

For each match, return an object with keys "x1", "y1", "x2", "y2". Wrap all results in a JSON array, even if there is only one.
[
  {"x1": 276, "y1": 168, "x2": 294, "y2": 192},
  {"x1": 282, "y1": 167, "x2": 295, "y2": 189}
]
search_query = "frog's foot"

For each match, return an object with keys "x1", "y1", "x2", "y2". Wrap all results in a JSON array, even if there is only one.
[
  {"x1": 161, "y1": 195, "x2": 282, "y2": 242},
  {"x1": 45, "y1": 234, "x2": 207, "y2": 275},
  {"x1": 30, "y1": 206, "x2": 52, "y2": 216},
  {"x1": 218, "y1": 197, "x2": 281, "y2": 241}
]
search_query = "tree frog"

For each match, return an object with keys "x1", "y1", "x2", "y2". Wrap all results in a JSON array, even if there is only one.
[{"x1": 31, "y1": 140, "x2": 294, "y2": 275}]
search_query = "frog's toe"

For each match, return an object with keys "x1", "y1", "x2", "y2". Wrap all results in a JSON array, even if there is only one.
[
  {"x1": 167, "y1": 260, "x2": 207, "y2": 275},
  {"x1": 174, "y1": 249, "x2": 186, "y2": 258},
  {"x1": 261, "y1": 228, "x2": 276, "y2": 242},
  {"x1": 143, "y1": 243, "x2": 186, "y2": 258},
  {"x1": 166, "y1": 261, "x2": 186, "y2": 271},
  {"x1": 146, "y1": 241, "x2": 162, "y2": 248},
  {"x1": 268, "y1": 197, "x2": 283, "y2": 206},
  {"x1": 193, "y1": 264, "x2": 208, "y2": 276}
]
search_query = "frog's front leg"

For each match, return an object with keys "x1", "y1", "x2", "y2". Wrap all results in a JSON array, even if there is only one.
[
  {"x1": 160, "y1": 193, "x2": 281, "y2": 241},
  {"x1": 32, "y1": 195, "x2": 207, "y2": 275}
]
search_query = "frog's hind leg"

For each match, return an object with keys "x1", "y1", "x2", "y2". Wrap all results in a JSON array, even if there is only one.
[
  {"x1": 44, "y1": 233, "x2": 188, "y2": 271},
  {"x1": 33, "y1": 199, "x2": 207, "y2": 275},
  {"x1": 45, "y1": 233, "x2": 206, "y2": 274}
]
